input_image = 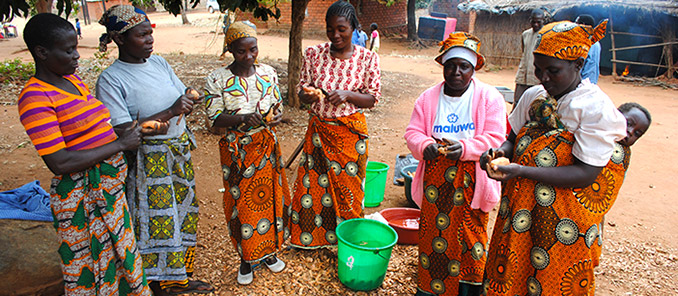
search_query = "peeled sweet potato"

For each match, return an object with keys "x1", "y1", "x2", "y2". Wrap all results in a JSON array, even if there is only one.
[
  {"x1": 186, "y1": 88, "x2": 200, "y2": 101},
  {"x1": 487, "y1": 157, "x2": 510, "y2": 179},
  {"x1": 302, "y1": 86, "x2": 325, "y2": 100},
  {"x1": 141, "y1": 120, "x2": 162, "y2": 130},
  {"x1": 490, "y1": 157, "x2": 510, "y2": 170}
]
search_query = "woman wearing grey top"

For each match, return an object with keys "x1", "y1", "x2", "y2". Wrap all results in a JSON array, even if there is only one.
[{"x1": 95, "y1": 5, "x2": 213, "y2": 295}]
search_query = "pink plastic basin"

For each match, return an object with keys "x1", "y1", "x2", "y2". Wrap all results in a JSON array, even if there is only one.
[{"x1": 379, "y1": 207, "x2": 420, "y2": 245}]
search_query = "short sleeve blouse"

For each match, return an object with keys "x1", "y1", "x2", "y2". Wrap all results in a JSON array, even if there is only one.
[{"x1": 297, "y1": 43, "x2": 381, "y2": 118}]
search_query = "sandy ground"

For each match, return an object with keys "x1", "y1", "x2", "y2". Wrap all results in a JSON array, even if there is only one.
[{"x1": 1, "y1": 9, "x2": 677, "y2": 295}]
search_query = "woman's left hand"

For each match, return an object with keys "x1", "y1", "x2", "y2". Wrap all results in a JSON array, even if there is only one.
[
  {"x1": 267, "y1": 109, "x2": 283, "y2": 127},
  {"x1": 490, "y1": 163, "x2": 522, "y2": 181},
  {"x1": 442, "y1": 141, "x2": 462, "y2": 160},
  {"x1": 326, "y1": 90, "x2": 351, "y2": 106}
]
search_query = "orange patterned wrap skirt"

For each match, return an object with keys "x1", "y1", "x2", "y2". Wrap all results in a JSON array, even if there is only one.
[
  {"x1": 418, "y1": 149, "x2": 489, "y2": 295},
  {"x1": 290, "y1": 112, "x2": 369, "y2": 248},
  {"x1": 483, "y1": 122, "x2": 629, "y2": 296},
  {"x1": 220, "y1": 127, "x2": 291, "y2": 262}
]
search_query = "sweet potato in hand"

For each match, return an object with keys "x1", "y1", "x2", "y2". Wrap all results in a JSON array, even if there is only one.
[
  {"x1": 487, "y1": 157, "x2": 510, "y2": 179},
  {"x1": 141, "y1": 120, "x2": 169, "y2": 135},
  {"x1": 185, "y1": 88, "x2": 201, "y2": 101},
  {"x1": 302, "y1": 86, "x2": 325, "y2": 101}
]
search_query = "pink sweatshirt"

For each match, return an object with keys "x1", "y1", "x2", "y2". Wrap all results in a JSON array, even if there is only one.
[{"x1": 404, "y1": 78, "x2": 506, "y2": 212}]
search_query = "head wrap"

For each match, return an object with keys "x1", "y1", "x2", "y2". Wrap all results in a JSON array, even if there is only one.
[
  {"x1": 441, "y1": 47, "x2": 478, "y2": 68},
  {"x1": 533, "y1": 20, "x2": 608, "y2": 61},
  {"x1": 98, "y1": 5, "x2": 150, "y2": 52},
  {"x1": 224, "y1": 21, "x2": 257, "y2": 47},
  {"x1": 435, "y1": 32, "x2": 485, "y2": 70}
]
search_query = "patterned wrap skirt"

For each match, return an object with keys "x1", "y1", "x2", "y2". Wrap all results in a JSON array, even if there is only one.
[
  {"x1": 483, "y1": 122, "x2": 629, "y2": 296},
  {"x1": 219, "y1": 127, "x2": 291, "y2": 262},
  {"x1": 290, "y1": 112, "x2": 369, "y2": 248},
  {"x1": 418, "y1": 147, "x2": 488, "y2": 295},
  {"x1": 50, "y1": 152, "x2": 150, "y2": 296},
  {"x1": 126, "y1": 132, "x2": 200, "y2": 282}
]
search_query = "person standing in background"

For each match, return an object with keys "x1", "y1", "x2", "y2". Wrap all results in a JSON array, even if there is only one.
[
  {"x1": 370, "y1": 23, "x2": 380, "y2": 52},
  {"x1": 576, "y1": 14, "x2": 602, "y2": 84},
  {"x1": 352, "y1": 23, "x2": 368, "y2": 47},
  {"x1": 513, "y1": 9, "x2": 545, "y2": 106},
  {"x1": 75, "y1": 18, "x2": 82, "y2": 39}
]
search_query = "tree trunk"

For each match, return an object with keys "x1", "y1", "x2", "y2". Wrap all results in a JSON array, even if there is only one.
[
  {"x1": 287, "y1": 0, "x2": 310, "y2": 108},
  {"x1": 35, "y1": 0, "x2": 54, "y2": 13},
  {"x1": 181, "y1": 0, "x2": 190, "y2": 25},
  {"x1": 407, "y1": 0, "x2": 417, "y2": 41}
]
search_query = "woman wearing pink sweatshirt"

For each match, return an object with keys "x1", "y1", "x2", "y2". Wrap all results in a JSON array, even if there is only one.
[{"x1": 404, "y1": 32, "x2": 506, "y2": 296}]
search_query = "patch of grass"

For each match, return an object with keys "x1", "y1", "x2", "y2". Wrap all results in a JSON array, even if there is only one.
[{"x1": 0, "y1": 59, "x2": 35, "y2": 85}]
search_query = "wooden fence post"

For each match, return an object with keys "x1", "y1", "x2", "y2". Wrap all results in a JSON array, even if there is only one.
[{"x1": 609, "y1": 11, "x2": 617, "y2": 78}]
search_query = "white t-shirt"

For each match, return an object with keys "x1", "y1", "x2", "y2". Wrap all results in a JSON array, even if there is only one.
[
  {"x1": 432, "y1": 82, "x2": 475, "y2": 142},
  {"x1": 508, "y1": 81, "x2": 626, "y2": 167},
  {"x1": 96, "y1": 55, "x2": 187, "y2": 140}
]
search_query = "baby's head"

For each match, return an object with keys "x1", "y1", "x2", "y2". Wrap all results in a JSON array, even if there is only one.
[{"x1": 618, "y1": 102, "x2": 651, "y2": 146}]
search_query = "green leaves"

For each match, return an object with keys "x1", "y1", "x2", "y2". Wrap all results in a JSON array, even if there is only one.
[
  {"x1": 1, "y1": 0, "x2": 29, "y2": 22},
  {"x1": 154, "y1": 0, "x2": 282, "y2": 21}
]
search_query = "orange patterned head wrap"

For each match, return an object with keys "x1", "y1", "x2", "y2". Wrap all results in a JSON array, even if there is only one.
[
  {"x1": 435, "y1": 32, "x2": 485, "y2": 70},
  {"x1": 224, "y1": 21, "x2": 257, "y2": 46},
  {"x1": 533, "y1": 20, "x2": 608, "y2": 61}
]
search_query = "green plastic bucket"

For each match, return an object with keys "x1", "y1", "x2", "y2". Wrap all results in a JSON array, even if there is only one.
[
  {"x1": 336, "y1": 219, "x2": 398, "y2": 291},
  {"x1": 364, "y1": 161, "x2": 389, "y2": 207}
]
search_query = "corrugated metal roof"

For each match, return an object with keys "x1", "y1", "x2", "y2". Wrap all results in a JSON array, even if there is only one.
[{"x1": 458, "y1": 0, "x2": 678, "y2": 17}]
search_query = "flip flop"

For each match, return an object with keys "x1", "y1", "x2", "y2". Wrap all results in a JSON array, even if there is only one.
[
  {"x1": 237, "y1": 268, "x2": 253, "y2": 285},
  {"x1": 166, "y1": 280, "x2": 214, "y2": 295},
  {"x1": 264, "y1": 257, "x2": 286, "y2": 273}
]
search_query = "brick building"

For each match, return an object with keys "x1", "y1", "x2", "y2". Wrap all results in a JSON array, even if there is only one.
[
  {"x1": 83, "y1": 0, "x2": 130, "y2": 23},
  {"x1": 238, "y1": 0, "x2": 407, "y2": 35}
]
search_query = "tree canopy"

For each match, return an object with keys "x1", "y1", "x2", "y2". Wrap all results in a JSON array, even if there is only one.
[{"x1": 1, "y1": 0, "x2": 280, "y2": 22}]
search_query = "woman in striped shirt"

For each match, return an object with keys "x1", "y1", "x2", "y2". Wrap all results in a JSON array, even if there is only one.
[
  {"x1": 289, "y1": 0, "x2": 381, "y2": 249},
  {"x1": 17, "y1": 13, "x2": 150, "y2": 295}
]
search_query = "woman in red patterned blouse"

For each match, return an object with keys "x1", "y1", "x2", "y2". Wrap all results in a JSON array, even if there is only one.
[{"x1": 289, "y1": 0, "x2": 381, "y2": 249}]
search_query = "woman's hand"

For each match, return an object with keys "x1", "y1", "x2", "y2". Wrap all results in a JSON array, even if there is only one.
[
  {"x1": 117, "y1": 122, "x2": 142, "y2": 151},
  {"x1": 441, "y1": 140, "x2": 462, "y2": 160},
  {"x1": 480, "y1": 148, "x2": 502, "y2": 171},
  {"x1": 170, "y1": 95, "x2": 195, "y2": 116},
  {"x1": 241, "y1": 113, "x2": 264, "y2": 129},
  {"x1": 300, "y1": 86, "x2": 324, "y2": 104},
  {"x1": 185, "y1": 87, "x2": 204, "y2": 105},
  {"x1": 490, "y1": 163, "x2": 522, "y2": 182},
  {"x1": 326, "y1": 90, "x2": 351, "y2": 106},
  {"x1": 423, "y1": 143, "x2": 441, "y2": 160},
  {"x1": 266, "y1": 108, "x2": 283, "y2": 127},
  {"x1": 140, "y1": 120, "x2": 170, "y2": 136}
]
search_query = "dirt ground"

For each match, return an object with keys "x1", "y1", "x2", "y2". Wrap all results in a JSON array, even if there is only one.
[{"x1": 1, "y1": 10, "x2": 677, "y2": 295}]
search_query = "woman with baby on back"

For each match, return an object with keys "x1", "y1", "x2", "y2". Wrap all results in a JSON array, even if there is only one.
[{"x1": 480, "y1": 20, "x2": 628, "y2": 295}]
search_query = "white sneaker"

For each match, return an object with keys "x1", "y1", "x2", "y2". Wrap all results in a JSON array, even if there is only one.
[
  {"x1": 264, "y1": 257, "x2": 286, "y2": 273},
  {"x1": 237, "y1": 268, "x2": 253, "y2": 285}
]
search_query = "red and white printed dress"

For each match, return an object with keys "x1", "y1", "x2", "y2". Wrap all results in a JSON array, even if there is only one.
[{"x1": 289, "y1": 42, "x2": 381, "y2": 248}]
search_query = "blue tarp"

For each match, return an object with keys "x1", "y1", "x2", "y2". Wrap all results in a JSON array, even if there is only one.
[{"x1": 0, "y1": 180, "x2": 52, "y2": 222}]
